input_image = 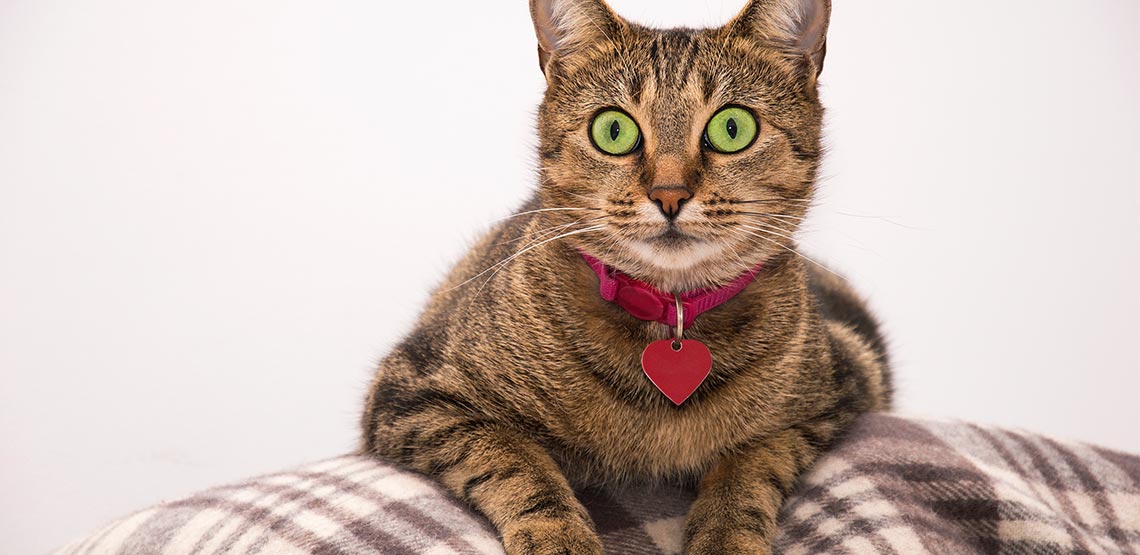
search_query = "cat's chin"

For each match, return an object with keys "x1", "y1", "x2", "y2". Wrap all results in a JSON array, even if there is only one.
[
  {"x1": 627, "y1": 237, "x2": 720, "y2": 270},
  {"x1": 623, "y1": 238, "x2": 742, "y2": 291}
]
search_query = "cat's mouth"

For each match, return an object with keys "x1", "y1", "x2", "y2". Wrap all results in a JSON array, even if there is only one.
[
  {"x1": 621, "y1": 225, "x2": 727, "y2": 274},
  {"x1": 647, "y1": 227, "x2": 701, "y2": 246}
]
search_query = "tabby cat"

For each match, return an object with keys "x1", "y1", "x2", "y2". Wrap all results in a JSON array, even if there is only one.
[{"x1": 361, "y1": 0, "x2": 891, "y2": 552}]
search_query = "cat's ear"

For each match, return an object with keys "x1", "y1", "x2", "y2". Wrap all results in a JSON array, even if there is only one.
[
  {"x1": 530, "y1": 0, "x2": 623, "y2": 74},
  {"x1": 725, "y1": 0, "x2": 831, "y2": 78}
]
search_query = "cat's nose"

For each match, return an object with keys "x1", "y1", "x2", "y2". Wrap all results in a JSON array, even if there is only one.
[{"x1": 648, "y1": 186, "x2": 693, "y2": 221}]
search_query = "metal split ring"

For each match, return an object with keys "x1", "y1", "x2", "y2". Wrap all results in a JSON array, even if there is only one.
[{"x1": 673, "y1": 294, "x2": 684, "y2": 350}]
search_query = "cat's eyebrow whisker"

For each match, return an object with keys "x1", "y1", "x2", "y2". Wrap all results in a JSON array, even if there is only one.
[
  {"x1": 446, "y1": 224, "x2": 607, "y2": 294},
  {"x1": 489, "y1": 207, "x2": 600, "y2": 223}
]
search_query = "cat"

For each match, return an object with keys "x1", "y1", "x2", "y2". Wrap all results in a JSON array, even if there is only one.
[{"x1": 361, "y1": 0, "x2": 891, "y2": 553}]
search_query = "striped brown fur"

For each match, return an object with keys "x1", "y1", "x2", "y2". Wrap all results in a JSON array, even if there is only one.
[{"x1": 361, "y1": 0, "x2": 891, "y2": 553}]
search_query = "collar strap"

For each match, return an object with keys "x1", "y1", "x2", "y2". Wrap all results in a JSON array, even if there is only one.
[{"x1": 581, "y1": 252, "x2": 762, "y2": 327}]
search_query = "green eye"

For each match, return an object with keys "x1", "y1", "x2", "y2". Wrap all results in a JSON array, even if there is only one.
[
  {"x1": 705, "y1": 106, "x2": 758, "y2": 154},
  {"x1": 590, "y1": 110, "x2": 641, "y2": 155}
]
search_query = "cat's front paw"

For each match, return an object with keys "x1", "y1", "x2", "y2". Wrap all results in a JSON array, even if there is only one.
[
  {"x1": 685, "y1": 507, "x2": 773, "y2": 555},
  {"x1": 502, "y1": 517, "x2": 603, "y2": 555},
  {"x1": 685, "y1": 531, "x2": 771, "y2": 555}
]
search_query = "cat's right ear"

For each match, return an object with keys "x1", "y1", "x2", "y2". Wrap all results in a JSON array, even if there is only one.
[{"x1": 530, "y1": 0, "x2": 623, "y2": 75}]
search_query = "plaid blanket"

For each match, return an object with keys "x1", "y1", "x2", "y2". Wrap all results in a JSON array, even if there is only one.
[{"x1": 55, "y1": 414, "x2": 1140, "y2": 554}]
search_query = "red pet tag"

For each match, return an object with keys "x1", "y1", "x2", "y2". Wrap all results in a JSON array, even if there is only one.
[{"x1": 640, "y1": 295, "x2": 712, "y2": 405}]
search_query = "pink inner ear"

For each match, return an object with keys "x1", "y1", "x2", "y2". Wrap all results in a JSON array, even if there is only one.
[
  {"x1": 530, "y1": 0, "x2": 622, "y2": 59},
  {"x1": 726, "y1": 0, "x2": 830, "y2": 59},
  {"x1": 794, "y1": 0, "x2": 829, "y2": 54},
  {"x1": 532, "y1": 0, "x2": 562, "y2": 55}
]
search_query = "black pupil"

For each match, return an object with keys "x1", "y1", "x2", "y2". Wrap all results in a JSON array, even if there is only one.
[
  {"x1": 609, "y1": 120, "x2": 621, "y2": 141},
  {"x1": 726, "y1": 117, "x2": 738, "y2": 139}
]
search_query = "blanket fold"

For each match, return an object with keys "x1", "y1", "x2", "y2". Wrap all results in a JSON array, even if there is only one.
[{"x1": 56, "y1": 414, "x2": 1140, "y2": 555}]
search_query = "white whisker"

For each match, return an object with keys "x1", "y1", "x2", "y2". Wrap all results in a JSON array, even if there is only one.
[
  {"x1": 489, "y1": 207, "x2": 599, "y2": 223},
  {"x1": 445, "y1": 224, "x2": 607, "y2": 294},
  {"x1": 500, "y1": 215, "x2": 606, "y2": 247},
  {"x1": 834, "y1": 211, "x2": 927, "y2": 231},
  {"x1": 733, "y1": 212, "x2": 806, "y2": 223},
  {"x1": 728, "y1": 225, "x2": 848, "y2": 282},
  {"x1": 740, "y1": 223, "x2": 799, "y2": 245}
]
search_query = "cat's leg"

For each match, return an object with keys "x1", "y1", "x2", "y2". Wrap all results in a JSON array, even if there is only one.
[
  {"x1": 684, "y1": 422, "x2": 834, "y2": 555},
  {"x1": 369, "y1": 405, "x2": 601, "y2": 555}
]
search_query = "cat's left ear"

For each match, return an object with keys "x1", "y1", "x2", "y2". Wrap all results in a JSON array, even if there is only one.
[
  {"x1": 530, "y1": 0, "x2": 624, "y2": 75},
  {"x1": 725, "y1": 0, "x2": 831, "y2": 80}
]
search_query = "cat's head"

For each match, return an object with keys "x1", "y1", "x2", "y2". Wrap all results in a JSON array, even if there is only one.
[{"x1": 531, "y1": 0, "x2": 829, "y2": 291}]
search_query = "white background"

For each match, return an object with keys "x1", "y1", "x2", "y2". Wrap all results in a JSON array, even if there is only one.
[{"x1": 2, "y1": 0, "x2": 1137, "y2": 552}]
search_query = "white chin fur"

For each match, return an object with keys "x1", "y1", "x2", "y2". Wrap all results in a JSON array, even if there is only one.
[{"x1": 626, "y1": 239, "x2": 723, "y2": 272}]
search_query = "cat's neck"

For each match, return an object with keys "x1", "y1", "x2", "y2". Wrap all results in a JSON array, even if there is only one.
[
  {"x1": 579, "y1": 251, "x2": 764, "y2": 328},
  {"x1": 575, "y1": 247, "x2": 773, "y2": 294}
]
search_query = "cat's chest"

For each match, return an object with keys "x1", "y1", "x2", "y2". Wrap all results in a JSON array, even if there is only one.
[
  {"x1": 524, "y1": 311, "x2": 781, "y2": 479},
  {"x1": 549, "y1": 406, "x2": 747, "y2": 485},
  {"x1": 546, "y1": 372, "x2": 769, "y2": 482}
]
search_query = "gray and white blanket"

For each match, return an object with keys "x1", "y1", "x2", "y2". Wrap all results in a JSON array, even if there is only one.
[{"x1": 56, "y1": 414, "x2": 1140, "y2": 554}]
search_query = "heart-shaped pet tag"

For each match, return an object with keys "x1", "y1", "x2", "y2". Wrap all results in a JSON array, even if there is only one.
[{"x1": 640, "y1": 339, "x2": 712, "y2": 405}]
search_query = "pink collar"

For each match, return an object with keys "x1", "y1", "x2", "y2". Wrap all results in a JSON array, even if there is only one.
[{"x1": 581, "y1": 252, "x2": 762, "y2": 327}]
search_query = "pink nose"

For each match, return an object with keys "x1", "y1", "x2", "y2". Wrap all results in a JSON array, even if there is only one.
[{"x1": 648, "y1": 187, "x2": 693, "y2": 220}]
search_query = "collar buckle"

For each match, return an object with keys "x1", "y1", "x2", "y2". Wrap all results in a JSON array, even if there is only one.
[{"x1": 612, "y1": 272, "x2": 670, "y2": 323}]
